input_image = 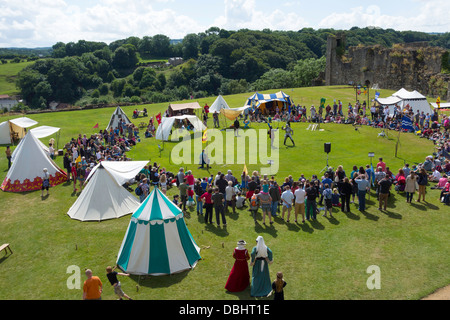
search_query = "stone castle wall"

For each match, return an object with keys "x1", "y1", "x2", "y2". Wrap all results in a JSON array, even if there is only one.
[{"x1": 325, "y1": 35, "x2": 450, "y2": 100}]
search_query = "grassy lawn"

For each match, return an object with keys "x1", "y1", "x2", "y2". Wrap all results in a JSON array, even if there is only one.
[
  {"x1": 0, "y1": 60, "x2": 35, "y2": 96},
  {"x1": 0, "y1": 86, "x2": 449, "y2": 300}
]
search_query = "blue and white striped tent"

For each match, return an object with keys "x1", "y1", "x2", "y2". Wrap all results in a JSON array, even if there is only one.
[
  {"x1": 245, "y1": 91, "x2": 293, "y2": 113},
  {"x1": 116, "y1": 187, "x2": 201, "y2": 276}
]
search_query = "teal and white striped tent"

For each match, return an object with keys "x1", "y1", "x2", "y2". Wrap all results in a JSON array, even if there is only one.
[{"x1": 116, "y1": 187, "x2": 201, "y2": 275}]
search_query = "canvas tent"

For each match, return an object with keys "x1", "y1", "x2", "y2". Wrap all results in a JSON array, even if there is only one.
[
  {"x1": 431, "y1": 102, "x2": 450, "y2": 110},
  {"x1": 0, "y1": 117, "x2": 38, "y2": 145},
  {"x1": 220, "y1": 105, "x2": 252, "y2": 121},
  {"x1": 106, "y1": 106, "x2": 132, "y2": 131},
  {"x1": 167, "y1": 102, "x2": 201, "y2": 116},
  {"x1": 116, "y1": 187, "x2": 201, "y2": 275},
  {"x1": 245, "y1": 91, "x2": 293, "y2": 115},
  {"x1": 1, "y1": 131, "x2": 67, "y2": 192},
  {"x1": 209, "y1": 95, "x2": 231, "y2": 113},
  {"x1": 155, "y1": 115, "x2": 206, "y2": 141},
  {"x1": 376, "y1": 88, "x2": 433, "y2": 115},
  {"x1": 67, "y1": 161, "x2": 147, "y2": 222}
]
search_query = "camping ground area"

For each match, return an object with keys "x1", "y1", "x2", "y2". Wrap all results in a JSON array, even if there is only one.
[{"x1": 0, "y1": 86, "x2": 449, "y2": 300}]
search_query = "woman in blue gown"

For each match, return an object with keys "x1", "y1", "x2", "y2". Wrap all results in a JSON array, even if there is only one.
[{"x1": 250, "y1": 236, "x2": 273, "y2": 297}]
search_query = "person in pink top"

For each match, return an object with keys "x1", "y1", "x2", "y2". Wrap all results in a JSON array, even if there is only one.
[{"x1": 377, "y1": 157, "x2": 386, "y2": 172}]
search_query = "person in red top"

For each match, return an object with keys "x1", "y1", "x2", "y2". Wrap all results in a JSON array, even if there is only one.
[
  {"x1": 71, "y1": 161, "x2": 77, "y2": 192},
  {"x1": 377, "y1": 157, "x2": 386, "y2": 172},
  {"x1": 83, "y1": 269, "x2": 103, "y2": 300},
  {"x1": 200, "y1": 188, "x2": 213, "y2": 224},
  {"x1": 204, "y1": 104, "x2": 209, "y2": 119},
  {"x1": 225, "y1": 240, "x2": 250, "y2": 292}
]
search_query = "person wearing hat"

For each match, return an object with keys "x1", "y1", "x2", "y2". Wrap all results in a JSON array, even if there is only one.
[
  {"x1": 225, "y1": 240, "x2": 250, "y2": 292},
  {"x1": 41, "y1": 168, "x2": 50, "y2": 197},
  {"x1": 250, "y1": 236, "x2": 273, "y2": 297}
]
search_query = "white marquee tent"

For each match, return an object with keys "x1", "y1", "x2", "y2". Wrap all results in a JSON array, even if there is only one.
[
  {"x1": 155, "y1": 115, "x2": 206, "y2": 141},
  {"x1": 376, "y1": 88, "x2": 433, "y2": 115},
  {"x1": 67, "y1": 161, "x2": 147, "y2": 222},
  {"x1": 1, "y1": 131, "x2": 67, "y2": 192},
  {"x1": 0, "y1": 117, "x2": 38, "y2": 145}
]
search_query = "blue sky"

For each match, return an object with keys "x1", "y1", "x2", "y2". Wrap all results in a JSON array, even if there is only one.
[{"x1": 0, "y1": 0, "x2": 448, "y2": 47}]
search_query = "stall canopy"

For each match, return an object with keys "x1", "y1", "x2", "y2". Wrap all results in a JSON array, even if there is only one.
[
  {"x1": 167, "y1": 102, "x2": 201, "y2": 116},
  {"x1": 209, "y1": 95, "x2": 230, "y2": 113},
  {"x1": 29, "y1": 126, "x2": 60, "y2": 139},
  {"x1": 220, "y1": 106, "x2": 251, "y2": 121},
  {"x1": 116, "y1": 187, "x2": 201, "y2": 276},
  {"x1": 431, "y1": 102, "x2": 450, "y2": 110},
  {"x1": 376, "y1": 88, "x2": 433, "y2": 115},
  {"x1": 85, "y1": 160, "x2": 149, "y2": 186},
  {"x1": 0, "y1": 117, "x2": 38, "y2": 145},
  {"x1": 245, "y1": 91, "x2": 293, "y2": 115},
  {"x1": 155, "y1": 115, "x2": 206, "y2": 141}
]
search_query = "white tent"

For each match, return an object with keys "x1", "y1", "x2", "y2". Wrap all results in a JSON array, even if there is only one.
[
  {"x1": 106, "y1": 106, "x2": 132, "y2": 131},
  {"x1": 11, "y1": 132, "x2": 51, "y2": 162},
  {"x1": 29, "y1": 125, "x2": 60, "y2": 139},
  {"x1": 155, "y1": 115, "x2": 206, "y2": 141},
  {"x1": 209, "y1": 95, "x2": 231, "y2": 113},
  {"x1": 1, "y1": 131, "x2": 66, "y2": 192},
  {"x1": 431, "y1": 102, "x2": 450, "y2": 109},
  {"x1": 376, "y1": 88, "x2": 433, "y2": 115},
  {"x1": 67, "y1": 163, "x2": 142, "y2": 222},
  {"x1": 116, "y1": 187, "x2": 201, "y2": 275},
  {"x1": 0, "y1": 117, "x2": 38, "y2": 145},
  {"x1": 85, "y1": 160, "x2": 149, "y2": 186}
]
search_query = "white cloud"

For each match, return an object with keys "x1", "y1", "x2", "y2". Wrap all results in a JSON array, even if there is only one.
[
  {"x1": 317, "y1": 2, "x2": 450, "y2": 32},
  {"x1": 0, "y1": 0, "x2": 203, "y2": 47},
  {"x1": 215, "y1": 0, "x2": 310, "y2": 31}
]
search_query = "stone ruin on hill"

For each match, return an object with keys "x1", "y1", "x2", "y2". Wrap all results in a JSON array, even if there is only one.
[{"x1": 324, "y1": 34, "x2": 450, "y2": 101}]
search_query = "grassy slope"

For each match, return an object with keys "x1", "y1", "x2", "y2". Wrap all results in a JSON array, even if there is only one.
[
  {"x1": 0, "y1": 61, "x2": 35, "y2": 96},
  {"x1": 0, "y1": 86, "x2": 449, "y2": 300}
]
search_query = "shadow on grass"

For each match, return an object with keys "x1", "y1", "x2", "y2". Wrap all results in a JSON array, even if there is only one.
[
  {"x1": 130, "y1": 270, "x2": 189, "y2": 289},
  {"x1": 343, "y1": 210, "x2": 360, "y2": 221},
  {"x1": 382, "y1": 210, "x2": 402, "y2": 219},
  {"x1": 361, "y1": 210, "x2": 379, "y2": 221},
  {"x1": 254, "y1": 221, "x2": 278, "y2": 237}
]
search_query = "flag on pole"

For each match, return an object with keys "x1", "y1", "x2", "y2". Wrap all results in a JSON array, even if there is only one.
[
  {"x1": 401, "y1": 116, "x2": 414, "y2": 132},
  {"x1": 93, "y1": 123, "x2": 99, "y2": 129},
  {"x1": 436, "y1": 97, "x2": 441, "y2": 108},
  {"x1": 75, "y1": 155, "x2": 81, "y2": 164},
  {"x1": 243, "y1": 164, "x2": 248, "y2": 176},
  {"x1": 375, "y1": 91, "x2": 380, "y2": 99},
  {"x1": 202, "y1": 129, "x2": 207, "y2": 143},
  {"x1": 155, "y1": 112, "x2": 162, "y2": 124}
]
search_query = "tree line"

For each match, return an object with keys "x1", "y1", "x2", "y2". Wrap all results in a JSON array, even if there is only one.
[{"x1": 15, "y1": 27, "x2": 450, "y2": 109}]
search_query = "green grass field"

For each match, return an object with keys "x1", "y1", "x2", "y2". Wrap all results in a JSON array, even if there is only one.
[
  {"x1": 0, "y1": 86, "x2": 449, "y2": 300},
  {"x1": 0, "y1": 61, "x2": 35, "y2": 96}
]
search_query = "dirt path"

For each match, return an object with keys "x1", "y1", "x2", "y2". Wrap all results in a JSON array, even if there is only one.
[{"x1": 421, "y1": 285, "x2": 450, "y2": 300}]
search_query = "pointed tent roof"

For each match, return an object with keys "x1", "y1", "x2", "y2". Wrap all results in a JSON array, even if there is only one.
[
  {"x1": 116, "y1": 187, "x2": 201, "y2": 275},
  {"x1": 106, "y1": 106, "x2": 132, "y2": 131},
  {"x1": 209, "y1": 95, "x2": 231, "y2": 113},
  {"x1": 1, "y1": 132, "x2": 66, "y2": 192},
  {"x1": 67, "y1": 164, "x2": 140, "y2": 222}
]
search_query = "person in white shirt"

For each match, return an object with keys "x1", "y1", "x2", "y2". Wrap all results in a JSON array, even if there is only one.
[
  {"x1": 294, "y1": 184, "x2": 306, "y2": 223},
  {"x1": 280, "y1": 186, "x2": 294, "y2": 222},
  {"x1": 48, "y1": 144, "x2": 55, "y2": 160},
  {"x1": 225, "y1": 181, "x2": 236, "y2": 214}
]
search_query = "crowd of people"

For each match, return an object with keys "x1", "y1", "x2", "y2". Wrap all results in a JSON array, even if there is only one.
[{"x1": 61, "y1": 120, "x2": 142, "y2": 192}]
